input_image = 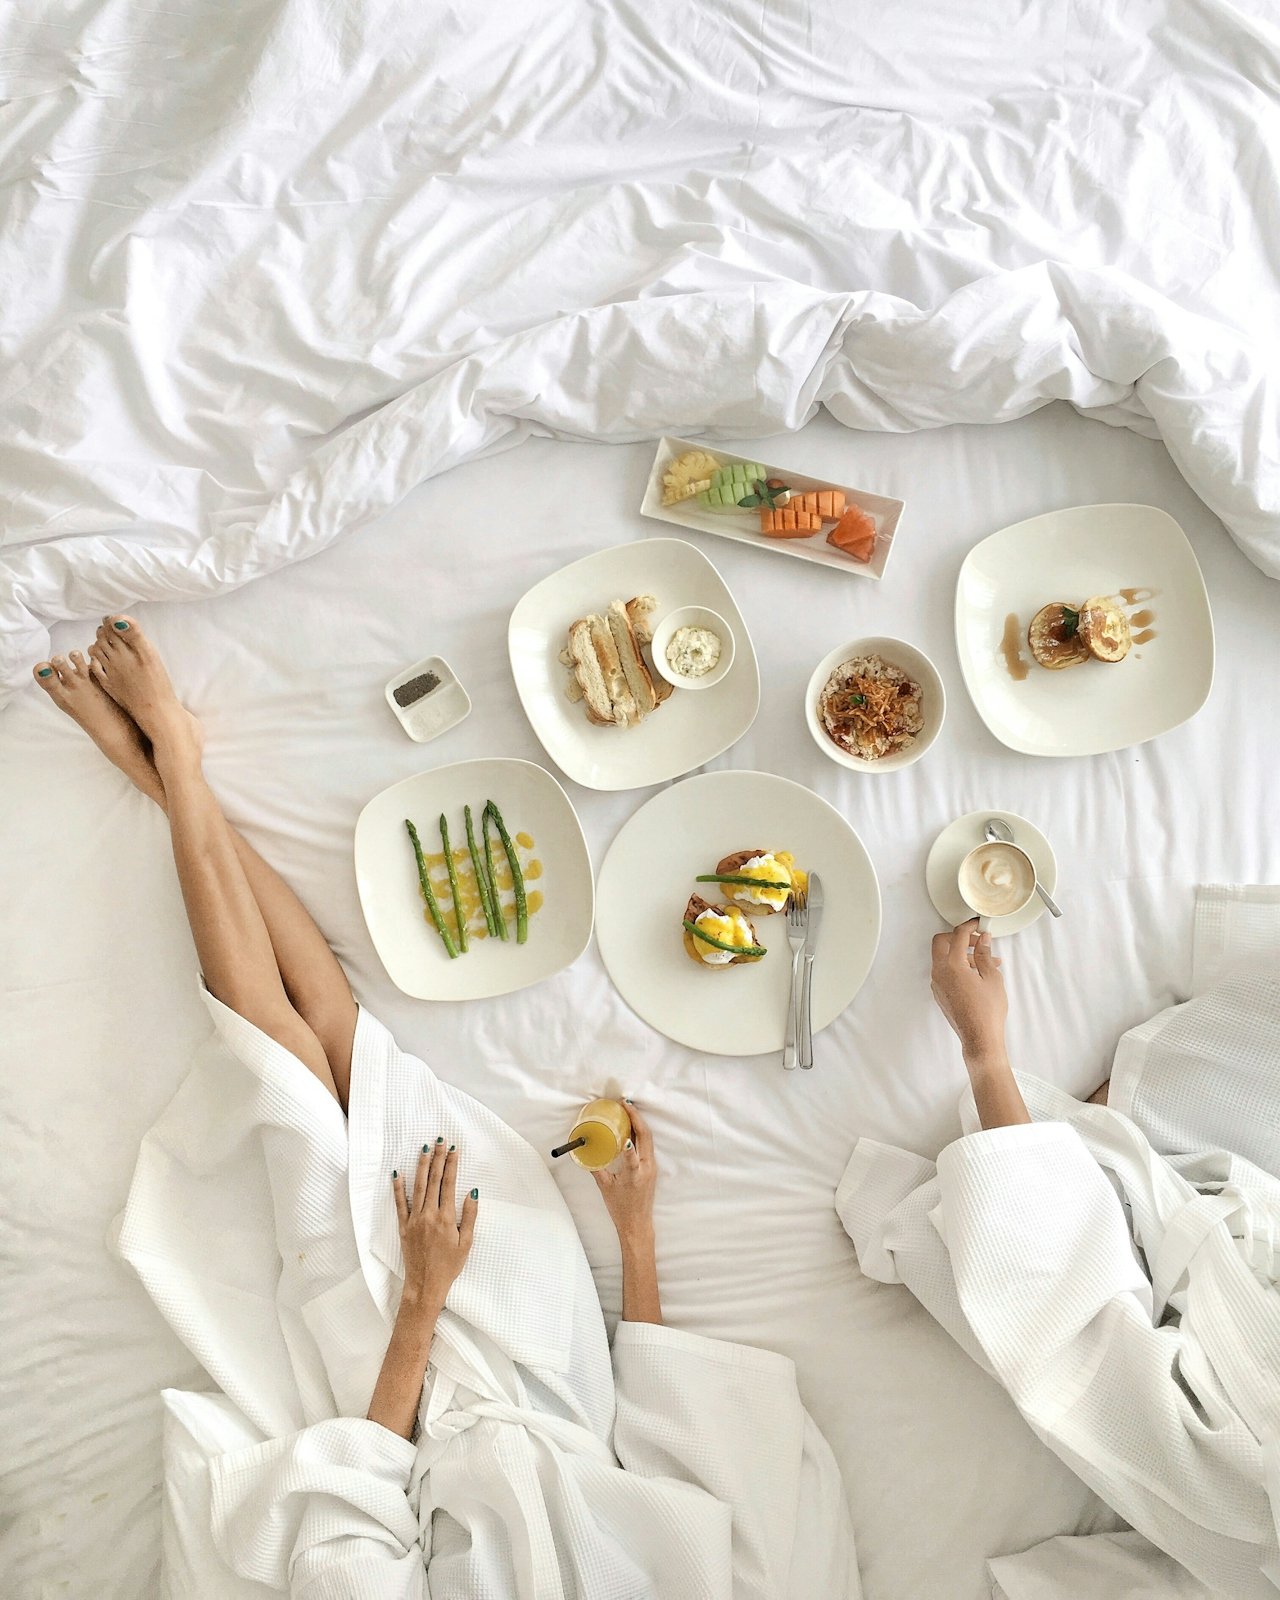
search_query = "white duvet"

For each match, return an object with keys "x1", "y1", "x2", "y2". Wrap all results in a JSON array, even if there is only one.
[{"x1": 4, "y1": 0, "x2": 1280, "y2": 693}]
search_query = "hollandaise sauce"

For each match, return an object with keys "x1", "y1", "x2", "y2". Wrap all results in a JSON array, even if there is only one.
[
  {"x1": 689, "y1": 908, "x2": 766, "y2": 963},
  {"x1": 722, "y1": 852, "x2": 801, "y2": 911},
  {"x1": 420, "y1": 836, "x2": 543, "y2": 940}
]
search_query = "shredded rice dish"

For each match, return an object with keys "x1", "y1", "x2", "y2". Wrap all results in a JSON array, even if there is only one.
[{"x1": 819, "y1": 654, "x2": 924, "y2": 760}]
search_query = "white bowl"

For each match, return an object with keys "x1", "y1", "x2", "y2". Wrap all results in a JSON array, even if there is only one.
[
  {"x1": 805, "y1": 636, "x2": 946, "y2": 773},
  {"x1": 649, "y1": 605, "x2": 736, "y2": 691}
]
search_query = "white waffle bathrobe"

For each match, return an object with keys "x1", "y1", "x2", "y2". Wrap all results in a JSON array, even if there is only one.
[
  {"x1": 117, "y1": 991, "x2": 857, "y2": 1599},
  {"x1": 841, "y1": 944, "x2": 1280, "y2": 1599}
]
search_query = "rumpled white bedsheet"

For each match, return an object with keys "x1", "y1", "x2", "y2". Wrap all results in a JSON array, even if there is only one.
[
  {"x1": 3, "y1": 0, "x2": 1280, "y2": 694},
  {"x1": 7, "y1": 407, "x2": 1280, "y2": 1600}
]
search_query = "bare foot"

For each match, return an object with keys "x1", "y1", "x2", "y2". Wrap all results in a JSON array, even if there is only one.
[
  {"x1": 86, "y1": 616, "x2": 202, "y2": 779},
  {"x1": 33, "y1": 649, "x2": 167, "y2": 807},
  {"x1": 1087, "y1": 1081, "x2": 1110, "y2": 1106}
]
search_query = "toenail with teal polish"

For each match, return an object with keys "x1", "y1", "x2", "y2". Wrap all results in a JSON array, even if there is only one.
[
  {"x1": 448, "y1": 1144, "x2": 455, "y2": 1152},
  {"x1": 422, "y1": 1144, "x2": 429, "y2": 1153},
  {"x1": 436, "y1": 1136, "x2": 444, "y2": 1144},
  {"x1": 38, "y1": 667, "x2": 53, "y2": 677},
  {"x1": 470, "y1": 1188, "x2": 479, "y2": 1199},
  {"x1": 113, "y1": 620, "x2": 129, "y2": 630},
  {"x1": 392, "y1": 1170, "x2": 398, "y2": 1179}
]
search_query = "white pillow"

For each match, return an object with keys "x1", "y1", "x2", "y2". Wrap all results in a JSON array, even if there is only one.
[
  {"x1": 989, "y1": 1532, "x2": 1221, "y2": 1599},
  {"x1": 160, "y1": 1388, "x2": 282, "y2": 1599}
]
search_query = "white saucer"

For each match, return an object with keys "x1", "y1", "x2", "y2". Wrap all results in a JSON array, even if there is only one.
[{"x1": 924, "y1": 809, "x2": 1058, "y2": 937}]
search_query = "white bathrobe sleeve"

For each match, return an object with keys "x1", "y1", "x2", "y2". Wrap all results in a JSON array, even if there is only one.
[
  {"x1": 936, "y1": 1122, "x2": 1277, "y2": 1600},
  {"x1": 610, "y1": 1321, "x2": 860, "y2": 1600},
  {"x1": 208, "y1": 1417, "x2": 426, "y2": 1599}
]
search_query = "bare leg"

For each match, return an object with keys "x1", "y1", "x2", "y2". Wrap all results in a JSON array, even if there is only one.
[
  {"x1": 36, "y1": 630, "x2": 355, "y2": 1108},
  {"x1": 1088, "y1": 1081, "x2": 1110, "y2": 1106}
]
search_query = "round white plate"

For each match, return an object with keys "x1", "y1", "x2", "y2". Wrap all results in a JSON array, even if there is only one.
[
  {"x1": 508, "y1": 537, "x2": 760, "y2": 791},
  {"x1": 596, "y1": 770, "x2": 881, "y2": 1055},
  {"x1": 955, "y1": 503, "x2": 1214, "y2": 757},
  {"x1": 354, "y1": 758, "x2": 593, "y2": 1001},
  {"x1": 924, "y1": 809, "x2": 1057, "y2": 937}
]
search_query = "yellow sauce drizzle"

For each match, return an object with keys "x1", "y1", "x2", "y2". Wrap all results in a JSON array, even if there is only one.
[{"x1": 417, "y1": 837, "x2": 544, "y2": 938}]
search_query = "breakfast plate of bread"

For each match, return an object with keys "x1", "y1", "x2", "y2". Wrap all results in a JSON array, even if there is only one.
[
  {"x1": 508, "y1": 538, "x2": 760, "y2": 790},
  {"x1": 955, "y1": 503, "x2": 1214, "y2": 758}
]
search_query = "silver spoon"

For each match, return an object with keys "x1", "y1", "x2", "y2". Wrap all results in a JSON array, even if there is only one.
[{"x1": 983, "y1": 817, "x2": 1062, "y2": 917}]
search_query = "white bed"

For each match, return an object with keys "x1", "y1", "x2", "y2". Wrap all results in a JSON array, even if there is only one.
[
  {"x1": 5, "y1": 0, "x2": 1280, "y2": 1593},
  {"x1": 7, "y1": 407, "x2": 1280, "y2": 1599}
]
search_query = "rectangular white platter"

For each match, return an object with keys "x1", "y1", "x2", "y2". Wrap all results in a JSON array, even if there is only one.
[{"x1": 639, "y1": 435, "x2": 905, "y2": 581}]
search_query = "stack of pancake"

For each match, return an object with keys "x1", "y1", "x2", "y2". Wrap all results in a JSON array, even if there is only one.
[{"x1": 1027, "y1": 595, "x2": 1131, "y2": 670}]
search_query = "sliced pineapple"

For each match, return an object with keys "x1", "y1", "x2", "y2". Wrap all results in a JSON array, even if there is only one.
[{"x1": 661, "y1": 449, "x2": 722, "y2": 506}]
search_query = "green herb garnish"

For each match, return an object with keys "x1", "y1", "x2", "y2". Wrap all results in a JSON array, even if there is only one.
[
  {"x1": 736, "y1": 480, "x2": 791, "y2": 511},
  {"x1": 1061, "y1": 605, "x2": 1081, "y2": 639}
]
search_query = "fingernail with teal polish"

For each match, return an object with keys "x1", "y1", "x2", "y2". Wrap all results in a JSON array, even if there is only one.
[
  {"x1": 470, "y1": 1188, "x2": 479, "y2": 1199},
  {"x1": 38, "y1": 668, "x2": 53, "y2": 678},
  {"x1": 113, "y1": 620, "x2": 129, "y2": 631}
]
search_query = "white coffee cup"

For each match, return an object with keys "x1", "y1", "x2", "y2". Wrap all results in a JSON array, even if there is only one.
[{"x1": 957, "y1": 840, "x2": 1037, "y2": 927}]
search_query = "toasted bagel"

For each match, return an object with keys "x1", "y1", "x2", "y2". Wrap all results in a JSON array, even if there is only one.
[
  {"x1": 1027, "y1": 602, "x2": 1090, "y2": 671},
  {"x1": 682, "y1": 894, "x2": 764, "y2": 966},
  {"x1": 712, "y1": 849, "x2": 801, "y2": 914}
]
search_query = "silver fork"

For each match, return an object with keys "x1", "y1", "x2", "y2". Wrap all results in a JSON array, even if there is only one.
[{"x1": 782, "y1": 883, "x2": 809, "y2": 1070}]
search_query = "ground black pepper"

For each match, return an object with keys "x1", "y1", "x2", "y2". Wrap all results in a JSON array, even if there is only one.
[{"x1": 393, "y1": 671, "x2": 441, "y2": 707}]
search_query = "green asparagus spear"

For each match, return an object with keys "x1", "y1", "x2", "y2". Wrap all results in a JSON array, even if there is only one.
[
  {"x1": 405, "y1": 819, "x2": 459, "y2": 959},
  {"x1": 485, "y1": 800, "x2": 528, "y2": 945},
  {"x1": 464, "y1": 804, "x2": 499, "y2": 938},
  {"x1": 694, "y1": 874, "x2": 791, "y2": 890},
  {"x1": 438, "y1": 813, "x2": 468, "y2": 953},
  {"x1": 682, "y1": 919, "x2": 766, "y2": 958},
  {"x1": 481, "y1": 805, "x2": 508, "y2": 941}
]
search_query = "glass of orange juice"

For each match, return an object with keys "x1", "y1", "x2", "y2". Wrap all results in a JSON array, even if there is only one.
[{"x1": 552, "y1": 1098, "x2": 631, "y2": 1170}]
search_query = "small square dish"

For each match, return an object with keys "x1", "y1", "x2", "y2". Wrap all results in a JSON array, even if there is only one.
[
  {"x1": 639, "y1": 436, "x2": 904, "y2": 581},
  {"x1": 385, "y1": 655, "x2": 471, "y2": 743},
  {"x1": 955, "y1": 503, "x2": 1214, "y2": 758}
]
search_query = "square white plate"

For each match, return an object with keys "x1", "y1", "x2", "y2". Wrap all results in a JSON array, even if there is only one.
[
  {"x1": 508, "y1": 537, "x2": 760, "y2": 791},
  {"x1": 354, "y1": 758, "x2": 593, "y2": 1000},
  {"x1": 639, "y1": 435, "x2": 904, "y2": 581},
  {"x1": 955, "y1": 503, "x2": 1214, "y2": 757}
]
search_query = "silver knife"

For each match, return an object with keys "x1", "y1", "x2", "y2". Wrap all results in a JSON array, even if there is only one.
[{"x1": 798, "y1": 872, "x2": 824, "y2": 1070}]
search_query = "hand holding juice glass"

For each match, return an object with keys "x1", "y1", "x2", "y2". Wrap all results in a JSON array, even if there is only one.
[{"x1": 552, "y1": 1097, "x2": 632, "y2": 1169}]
